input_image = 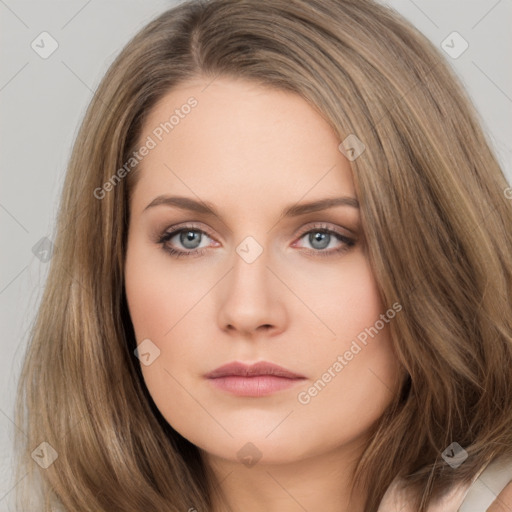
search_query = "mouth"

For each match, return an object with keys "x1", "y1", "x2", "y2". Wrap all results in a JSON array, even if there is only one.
[{"x1": 205, "y1": 361, "x2": 307, "y2": 397}]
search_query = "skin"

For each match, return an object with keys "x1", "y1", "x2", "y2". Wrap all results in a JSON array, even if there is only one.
[
  {"x1": 488, "y1": 482, "x2": 512, "y2": 512},
  {"x1": 123, "y1": 76, "x2": 509, "y2": 511}
]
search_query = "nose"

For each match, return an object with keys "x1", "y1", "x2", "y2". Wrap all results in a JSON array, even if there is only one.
[{"x1": 216, "y1": 242, "x2": 288, "y2": 338}]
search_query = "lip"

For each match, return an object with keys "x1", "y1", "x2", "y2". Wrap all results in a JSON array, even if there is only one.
[
  {"x1": 205, "y1": 361, "x2": 305, "y2": 379},
  {"x1": 205, "y1": 361, "x2": 306, "y2": 397}
]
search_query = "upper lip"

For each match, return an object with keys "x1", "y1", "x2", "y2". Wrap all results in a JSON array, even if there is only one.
[{"x1": 205, "y1": 361, "x2": 306, "y2": 379}]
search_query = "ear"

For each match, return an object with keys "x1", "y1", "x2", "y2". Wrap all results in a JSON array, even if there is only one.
[{"x1": 486, "y1": 481, "x2": 512, "y2": 512}]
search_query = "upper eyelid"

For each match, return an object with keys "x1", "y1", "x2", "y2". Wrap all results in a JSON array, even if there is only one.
[
  {"x1": 160, "y1": 222, "x2": 355, "y2": 245},
  {"x1": 160, "y1": 222, "x2": 216, "y2": 240}
]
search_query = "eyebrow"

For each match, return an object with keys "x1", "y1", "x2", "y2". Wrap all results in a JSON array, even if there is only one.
[{"x1": 143, "y1": 195, "x2": 359, "y2": 219}]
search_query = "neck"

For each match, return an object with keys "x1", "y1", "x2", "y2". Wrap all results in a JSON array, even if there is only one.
[{"x1": 202, "y1": 438, "x2": 368, "y2": 512}]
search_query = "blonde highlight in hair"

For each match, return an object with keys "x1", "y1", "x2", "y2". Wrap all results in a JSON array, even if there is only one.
[{"x1": 15, "y1": 0, "x2": 512, "y2": 510}]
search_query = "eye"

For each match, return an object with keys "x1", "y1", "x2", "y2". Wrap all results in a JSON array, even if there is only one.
[
  {"x1": 293, "y1": 223, "x2": 356, "y2": 257},
  {"x1": 158, "y1": 225, "x2": 216, "y2": 258},
  {"x1": 157, "y1": 222, "x2": 356, "y2": 258}
]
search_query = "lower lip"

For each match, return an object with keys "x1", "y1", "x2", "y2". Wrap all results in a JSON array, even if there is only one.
[{"x1": 207, "y1": 375, "x2": 305, "y2": 397}]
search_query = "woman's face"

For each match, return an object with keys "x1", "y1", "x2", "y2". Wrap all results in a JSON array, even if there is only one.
[{"x1": 124, "y1": 76, "x2": 402, "y2": 468}]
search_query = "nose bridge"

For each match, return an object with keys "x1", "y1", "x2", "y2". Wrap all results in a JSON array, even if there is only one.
[
  {"x1": 230, "y1": 233, "x2": 272, "y2": 299},
  {"x1": 216, "y1": 232, "x2": 286, "y2": 334},
  {"x1": 235, "y1": 234, "x2": 266, "y2": 267}
]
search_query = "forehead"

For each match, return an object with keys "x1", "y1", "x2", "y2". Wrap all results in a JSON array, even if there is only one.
[{"x1": 132, "y1": 76, "x2": 356, "y2": 215}]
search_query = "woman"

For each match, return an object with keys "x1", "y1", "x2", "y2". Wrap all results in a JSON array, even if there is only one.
[{"x1": 15, "y1": 0, "x2": 512, "y2": 510}]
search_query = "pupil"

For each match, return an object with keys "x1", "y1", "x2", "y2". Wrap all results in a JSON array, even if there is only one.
[
  {"x1": 181, "y1": 230, "x2": 200, "y2": 249},
  {"x1": 310, "y1": 231, "x2": 329, "y2": 250}
]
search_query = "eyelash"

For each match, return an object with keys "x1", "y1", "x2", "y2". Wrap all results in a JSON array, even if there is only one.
[{"x1": 157, "y1": 222, "x2": 356, "y2": 259}]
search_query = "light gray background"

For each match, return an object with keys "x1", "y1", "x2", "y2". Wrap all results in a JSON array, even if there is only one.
[{"x1": 1, "y1": 1, "x2": 511, "y2": 509}]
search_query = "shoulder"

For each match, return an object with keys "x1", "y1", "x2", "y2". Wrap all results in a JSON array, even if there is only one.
[
  {"x1": 377, "y1": 457, "x2": 512, "y2": 512},
  {"x1": 459, "y1": 456, "x2": 512, "y2": 511},
  {"x1": 485, "y1": 481, "x2": 512, "y2": 512}
]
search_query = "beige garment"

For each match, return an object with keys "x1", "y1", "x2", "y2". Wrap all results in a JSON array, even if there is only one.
[
  {"x1": 459, "y1": 457, "x2": 512, "y2": 512},
  {"x1": 377, "y1": 457, "x2": 512, "y2": 512}
]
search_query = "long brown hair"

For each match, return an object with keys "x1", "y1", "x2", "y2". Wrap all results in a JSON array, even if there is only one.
[{"x1": 15, "y1": 0, "x2": 512, "y2": 510}]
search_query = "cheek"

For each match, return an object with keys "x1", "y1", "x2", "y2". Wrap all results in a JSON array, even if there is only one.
[
  {"x1": 124, "y1": 239, "x2": 211, "y2": 439},
  {"x1": 291, "y1": 250, "x2": 388, "y2": 345},
  {"x1": 294, "y1": 257, "x2": 401, "y2": 428},
  {"x1": 290, "y1": 317, "x2": 401, "y2": 462},
  {"x1": 124, "y1": 239, "x2": 209, "y2": 341}
]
